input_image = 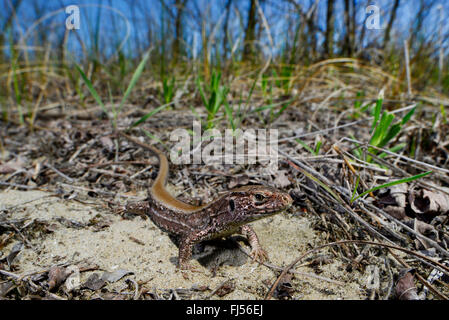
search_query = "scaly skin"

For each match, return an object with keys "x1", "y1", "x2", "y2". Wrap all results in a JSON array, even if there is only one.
[{"x1": 119, "y1": 132, "x2": 293, "y2": 270}]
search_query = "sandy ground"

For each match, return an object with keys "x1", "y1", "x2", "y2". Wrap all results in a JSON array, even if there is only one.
[{"x1": 0, "y1": 189, "x2": 365, "y2": 299}]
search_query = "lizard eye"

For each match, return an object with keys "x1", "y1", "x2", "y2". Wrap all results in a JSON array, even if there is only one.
[
  {"x1": 254, "y1": 193, "x2": 266, "y2": 203},
  {"x1": 229, "y1": 199, "x2": 235, "y2": 211}
]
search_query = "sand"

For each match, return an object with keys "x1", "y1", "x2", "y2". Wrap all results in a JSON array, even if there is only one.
[{"x1": 0, "y1": 189, "x2": 365, "y2": 299}]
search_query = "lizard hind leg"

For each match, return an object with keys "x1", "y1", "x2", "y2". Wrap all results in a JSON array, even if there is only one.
[{"x1": 239, "y1": 225, "x2": 269, "y2": 263}]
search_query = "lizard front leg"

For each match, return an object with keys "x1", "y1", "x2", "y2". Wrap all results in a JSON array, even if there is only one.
[
  {"x1": 119, "y1": 201, "x2": 150, "y2": 219},
  {"x1": 239, "y1": 225, "x2": 268, "y2": 263},
  {"x1": 178, "y1": 227, "x2": 213, "y2": 270}
]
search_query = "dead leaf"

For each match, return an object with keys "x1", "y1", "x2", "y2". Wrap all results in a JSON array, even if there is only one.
[
  {"x1": 377, "y1": 184, "x2": 409, "y2": 220},
  {"x1": 388, "y1": 184, "x2": 408, "y2": 207},
  {"x1": 99, "y1": 136, "x2": 114, "y2": 152},
  {"x1": 407, "y1": 219, "x2": 440, "y2": 250},
  {"x1": 64, "y1": 265, "x2": 80, "y2": 292},
  {"x1": 0, "y1": 158, "x2": 25, "y2": 174},
  {"x1": 0, "y1": 281, "x2": 15, "y2": 297},
  {"x1": 273, "y1": 170, "x2": 291, "y2": 188},
  {"x1": 384, "y1": 206, "x2": 408, "y2": 220},
  {"x1": 395, "y1": 268, "x2": 419, "y2": 300},
  {"x1": 82, "y1": 273, "x2": 106, "y2": 290},
  {"x1": 6, "y1": 242, "x2": 23, "y2": 268},
  {"x1": 48, "y1": 266, "x2": 72, "y2": 291},
  {"x1": 274, "y1": 273, "x2": 295, "y2": 299},
  {"x1": 409, "y1": 188, "x2": 449, "y2": 216},
  {"x1": 101, "y1": 269, "x2": 133, "y2": 283}
]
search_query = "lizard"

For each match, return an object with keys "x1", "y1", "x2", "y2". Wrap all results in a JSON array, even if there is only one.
[{"x1": 118, "y1": 131, "x2": 293, "y2": 271}]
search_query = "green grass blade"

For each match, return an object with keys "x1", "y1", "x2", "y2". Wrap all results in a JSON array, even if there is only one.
[
  {"x1": 129, "y1": 102, "x2": 172, "y2": 128},
  {"x1": 118, "y1": 50, "x2": 151, "y2": 113},
  {"x1": 296, "y1": 139, "x2": 315, "y2": 155},
  {"x1": 351, "y1": 175, "x2": 361, "y2": 203},
  {"x1": 378, "y1": 143, "x2": 406, "y2": 159},
  {"x1": 401, "y1": 106, "x2": 416, "y2": 125},
  {"x1": 74, "y1": 64, "x2": 107, "y2": 114},
  {"x1": 379, "y1": 123, "x2": 401, "y2": 148},
  {"x1": 441, "y1": 104, "x2": 447, "y2": 124},
  {"x1": 196, "y1": 78, "x2": 208, "y2": 108},
  {"x1": 370, "y1": 111, "x2": 394, "y2": 147},
  {"x1": 141, "y1": 129, "x2": 169, "y2": 152},
  {"x1": 223, "y1": 100, "x2": 235, "y2": 131},
  {"x1": 371, "y1": 98, "x2": 383, "y2": 131},
  {"x1": 315, "y1": 140, "x2": 322, "y2": 155},
  {"x1": 352, "y1": 171, "x2": 432, "y2": 203}
]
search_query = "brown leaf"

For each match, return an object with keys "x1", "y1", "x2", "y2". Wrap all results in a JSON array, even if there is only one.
[
  {"x1": 82, "y1": 273, "x2": 106, "y2": 290},
  {"x1": 376, "y1": 184, "x2": 409, "y2": 220},
  {"x1": 409, "y1": 187, "x2": 449, "y2": 216},
  {"x1": 413, "y1": 219, "x2": 438, "y2": 239},
  {"x1": 395, "y1": 269, "x2": 419, "y2": 300},
  {"x1": 101, "y1": 269, "x2": 133, "y2": 283},
  {"x1": 384, "y1": 206, "x2": 408, "y2": 220},
  {"x1": 273, "y1": 170, "x2": 291, "y2": 188},
  {"x1": 48, "y1": 266, "x2": 72, "y2": 291},
  {"x1": 409, "y1": 219, "x2": 439, "y2": 250},
  {"x1": 0, "y1": 281, "x2": 15, "y2": 297},
  {"x1": 0, "y1": 158, "x2": 25, "y2": 174},
  {"x1": 274, "y1": 273, "x2": 295, "y2": 299},
  {"x1": 6, "y1": 242, "x2": 23, "y2": 268},
  {"x1": 99, "y1": 136, "x2": 114, "y2": 152},
  {"x1": 377, "y1": 183, "x2": 407, "y2": 207}
]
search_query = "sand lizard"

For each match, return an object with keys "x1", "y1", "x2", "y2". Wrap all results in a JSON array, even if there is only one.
[{"x1": 118, "y1": 132, "x2": 293, "y2": 271}]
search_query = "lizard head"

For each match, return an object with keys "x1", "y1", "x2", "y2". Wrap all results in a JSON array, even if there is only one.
[{"x1": 223, "y1": 185, "x2": 293, "y2": 223}]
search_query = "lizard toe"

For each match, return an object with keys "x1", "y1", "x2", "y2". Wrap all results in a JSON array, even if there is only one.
[{"x1": 250, "y1": 247, "x2": 269, "y2": 264}]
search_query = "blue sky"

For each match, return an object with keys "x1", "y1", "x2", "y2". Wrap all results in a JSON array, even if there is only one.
[{"x1": 2, "y1": 0, "x2": 448, "y2": 61}]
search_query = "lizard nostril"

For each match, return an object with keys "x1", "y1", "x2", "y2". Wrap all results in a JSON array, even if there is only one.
[{"x1": 284, "y1": 194, "x2": 293, "y2": 204}]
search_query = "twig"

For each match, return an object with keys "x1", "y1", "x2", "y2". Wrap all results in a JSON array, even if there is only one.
[
  {"x1": 0, "y1": 269, "x2": 20, "y2": 279},
  {"x1": 387, "y1": 248, "x2": 447, "y2": 300},
  {"x1": 45, "y1": 163, "x2": 74, "y2": 183},
  {"x1": 57, "y1": 182, "x2": 141, "y2": 199},
  {"x1": 333, "y1": 144, "x2": 374, "y2": 198},
  {"x1": 0, "y1": 181, "x2": 38, "y2": 190},
  {"x1": 232, "y1": 239, "x2": 344, "y2": 286},
  {"x1": 265, "y1": 240, "x2": 449, "y2": 300},
  {"x1": 126, "y1": 278, "x2": 140, "y2": 300},
  {"x1": 282, "y1": 150, "x2": 394, "y2": 244},
  {"x1": 205, "y1": 279, "x2": 234, "y2": 300},
  {"x1": 68, "y1": 140, "x2": 94, "y2": 163},
  {"x1": 362, "y1": 200, "x2": 449, "y2": 259},
  {"x1": 279, "y1": 104, "x2": 417, "y2": 142},
  {"x1": 342, "y1": 137, "x2": 449, "y2": 175}
]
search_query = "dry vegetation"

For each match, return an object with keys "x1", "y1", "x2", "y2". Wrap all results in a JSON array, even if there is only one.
[{"x1": 0, "y1": 0, "x2": 449, "y2": 300}]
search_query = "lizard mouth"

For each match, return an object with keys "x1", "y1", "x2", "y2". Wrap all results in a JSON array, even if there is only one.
[{"x1": 252, "y1": 204, "x2": 291, "y2": 217}]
